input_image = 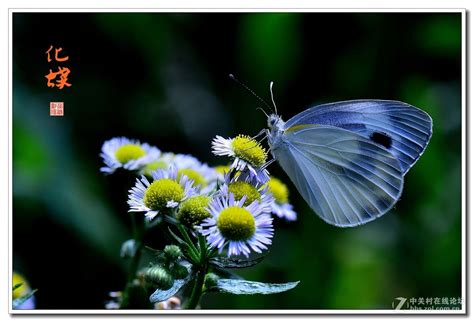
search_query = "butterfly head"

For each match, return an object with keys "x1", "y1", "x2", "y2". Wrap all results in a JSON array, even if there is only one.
[{"x1": 267, "y1": 114, "x2": 285, "y2": 132}]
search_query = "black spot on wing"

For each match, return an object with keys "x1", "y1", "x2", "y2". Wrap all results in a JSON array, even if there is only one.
[{"x1": 370, "y1": 132, "x2": 393, "y2": 149}]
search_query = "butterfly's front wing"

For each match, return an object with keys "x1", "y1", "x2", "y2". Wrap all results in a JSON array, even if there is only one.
[
  {"x1": 272, "y1": 125, "x2": 404, "y2": 227},
  {"x1": 284, "y1": 100, "x2": 433, "y2": 175}
]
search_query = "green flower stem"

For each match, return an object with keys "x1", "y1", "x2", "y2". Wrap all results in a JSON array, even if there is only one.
[
  {"x1": 184, "y1": 234, "x2": 209, "y2": 309},
  {"x1": 120, "y1": 214, "x2": 145, "y2": 309},
  {"x1": 198, "y1": 233, "x2": 208, "y2": 263},
  {"x1": 184, "y1": 265, "x2": 207, "y2": 309}
]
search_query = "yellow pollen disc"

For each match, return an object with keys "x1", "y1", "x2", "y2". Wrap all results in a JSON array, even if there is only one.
[
  {"x1": 217, "y1": 206, "x2": 256, "y2": 241},
  {"x1": 228, "y1": 181, "x2": 261, "y2": 206},
  {"x1": 178, "y1": 169, "x2": 206, "y2": 188},
  {"x1": 214, "y1": 165, "x2": 230, "y2": 175},
  {"x1": 115, "y1": 144, "x2": 146, "y2": 164},
  {"x1": 143, "y1": 161, "x2": 168, "y2": 176},
  {"x1": 13, "y1": 272, "x2": 30, "y2": 299},
  {"x1": 144, "y1": 179, "x2": 185, "y2": 210},
  {"x1": 177, "y1": 195, "x2": 211, "y2": 226},
  {"x1": 231, "y1": 135, "x2": 267, "y2": 167},
  {"x1": 268, "y1": 176, "x2": 289, "y2": 204}
]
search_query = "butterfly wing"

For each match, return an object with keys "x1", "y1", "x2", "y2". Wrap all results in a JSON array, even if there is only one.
[
  {"x1": 284, "y1": 100, "x2": 432, "y2": 175},
  {"x1": 271, "y1": 125, "x2": 404, "y2": 227}
]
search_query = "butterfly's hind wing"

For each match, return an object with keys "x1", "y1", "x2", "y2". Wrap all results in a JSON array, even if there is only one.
[
  {"x1": 284, "y1": 100, "x2": 432, "y2": 175},
  {"x1": 273, "y1": 125, "x2": 404, "y2": 227}
]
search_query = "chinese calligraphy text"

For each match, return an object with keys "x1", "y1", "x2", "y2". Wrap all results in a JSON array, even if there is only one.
[{"x1": 45, "y1": 46, "x2": 72, "y2": 89}]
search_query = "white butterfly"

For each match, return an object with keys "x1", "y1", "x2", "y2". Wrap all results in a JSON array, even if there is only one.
[{"x1": 264, "y1": 83, "x2": 433, "y2": 227}]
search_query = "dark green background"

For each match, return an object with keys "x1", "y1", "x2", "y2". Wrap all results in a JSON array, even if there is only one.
[{"x1": 13, "y1": 12, "x2": 462, "y2": 309}]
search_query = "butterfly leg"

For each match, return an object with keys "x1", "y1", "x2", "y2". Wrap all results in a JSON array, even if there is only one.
[
  {"x1": 251, "y1": 129, "x2": 267, "y2": 140},
  {"x1": 241, "y1": 131, "x2": 268, "y2": 152},
  {"x1": 261, "y1": 158, "x2": 275, "y2": 170}
]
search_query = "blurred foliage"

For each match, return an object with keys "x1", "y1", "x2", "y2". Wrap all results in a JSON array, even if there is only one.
[{"x1": 12, "y1": 12, "x2": 462, "y2": 309}]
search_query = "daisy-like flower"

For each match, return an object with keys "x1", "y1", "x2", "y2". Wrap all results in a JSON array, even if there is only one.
[
  {"x1": 173, "y1": 155, "x2": 220, "y2": 192},
  {"x1": 177, "y1": 162, "x2": 218, "y2": 194},
  {"x1": 200, "y1": 193, "x2": 273, "y2": 258},
  {"x1": 143, "y1": 153, "x2": 218, "y2": 193},
  {"x1": 212, "y1": 135, "x2": 270, "y2": 184},
  {"x1": 100, "y1": 137, "x2": 160, "y2": 174},
  {"x1": 145, "y1": 153, "x2": 202, "y2": 173},
  {"x1": 177, "y1": 195, "x2": 212, "y2": 227},
  {"x1": 218, "y1": 172, "x2": 273, "y2": 211},
  {"x1": 13, "y1": 272, "x2": 35, "y2": 309},
  {"x1": 213, "y1": 164, "x2": 231, "y2": 183},
  {"x1": 141, "y1": 152, "x2": 176, "y2": 177},
  {"x1": 128, "y1": 165, "x2": 196, "y2": 221},
  {"x1": 173, "y1": 154, "x2": 202, "y2": 169},
  {"x1": 267, "y1": 176, "x2": 297, "y2": 221}
]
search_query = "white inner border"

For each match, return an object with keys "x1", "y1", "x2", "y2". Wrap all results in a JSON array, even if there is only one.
[{"x1": 7, "y1": 7, "x2": 466, "y2": 316}]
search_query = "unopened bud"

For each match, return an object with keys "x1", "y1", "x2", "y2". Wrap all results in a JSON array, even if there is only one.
[
  {"x1": 170, "y1": 264, "x2": 188, "y2": 279},
  {"x1": 204, "y1": 273, "x2": 219, "y2": 289},
  {"x1": 164, "y1": 245, "x2": 182, "y2": 260},
  {"x1": 144, "y1": 266, "x2": 174, "y2": 290}
]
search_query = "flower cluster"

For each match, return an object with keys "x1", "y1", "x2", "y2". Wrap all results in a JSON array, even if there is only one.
[{"x1": 100, "y1": 135, "x2": 297, "y2": 258}]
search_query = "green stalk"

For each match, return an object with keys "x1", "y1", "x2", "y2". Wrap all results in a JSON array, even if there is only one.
[
  {"x1": 120, "y1": 214, "x2": 144, "y2": 309},
  {"x1": 184, "y1": 233, "x2": 209, "y2": 309},
  {"x1": 184, "y1": 265, "x2": 207, "y2": 309}
]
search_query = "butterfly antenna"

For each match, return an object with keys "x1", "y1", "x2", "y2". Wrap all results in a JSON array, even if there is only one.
[
  {"x1": 256, "y1": 107, "x2": 269, "y2": 118},
  {"x1": 229, "y1": 74, "x2": 273, "y2": 113},
  {"x1": 270, "y1": 81, "x2": 278, "y2": 115}
]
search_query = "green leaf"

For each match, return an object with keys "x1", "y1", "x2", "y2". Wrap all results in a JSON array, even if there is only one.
[
  {"x1": 168, "y1": 227, "x2": 199, "y2": 263},
  {"x1": 149, "y1": 274, "x2": 192, "y2": 303},
  {"x1": 144, "y1": 245, "x2": 160, "y2": 253},
  {"x1": 12, "y1": 283, "x2": 23, "y2": 292},
  {"x1": 211, "y1": 267, "x2": 243, "y2": 281},
  {"x1": 168, "y1": 227, "x2": 186, "y2": 246},
  {"x1": 210, "y1": 256, "x2": 265, "y2": 269},
  {"x1": 143, "y1": 246, "x2": 167, "y2": 264},
  {"x1": 12, "y1": 289, "x2": 37, "y2": 309},
  {"x1": 214, "y1": 279, "x2": 299, "y2": 295},
  {"x1": 164, "y1": 215, "x2": 179, "y2": 225}
]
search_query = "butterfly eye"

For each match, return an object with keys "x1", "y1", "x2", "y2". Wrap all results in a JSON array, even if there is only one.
[{"x1": 267, "y1": 118, "x2": 275, "y2": 127}]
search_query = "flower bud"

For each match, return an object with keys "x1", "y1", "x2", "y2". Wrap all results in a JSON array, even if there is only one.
[
  {"x1": 164, "y1": 245, "x2": 182, "y2": 260},
  {"x1": 144, "y1": 266, "x2": 174, "y2": 290},
  {"x1": 204, "y1": 273, "x2": 219, "y2": 289},
  {"x1": 169, "y1": 264, "x2": 188, "y2": 279}
]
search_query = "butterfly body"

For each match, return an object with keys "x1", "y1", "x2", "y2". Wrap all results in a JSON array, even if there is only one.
[{"x1": 265, "y1": 100, "x2": 432, "y2": 227}]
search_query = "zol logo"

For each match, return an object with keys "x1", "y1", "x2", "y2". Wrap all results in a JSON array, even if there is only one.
[{"x1": 392, "y1": 297, "x2": 408, "y2": 310}]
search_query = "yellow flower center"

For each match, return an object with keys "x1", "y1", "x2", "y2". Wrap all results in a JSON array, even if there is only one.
[
  {"x1": 231, "y1": 135, "x2": 267, "y2": 167},
  {"x1": 268, "y1": 177, "x2": 289, "y2": 204},
  {"x1": 13, "y1": 272, "x2": 29, "y2": 299},
  {"x1": 214, "y1": 165, "x2": 230, "y2": 175},
  {"x1": 177, "y1": 195, "x2": 211, "y2": 226},
  {"x1": 217, "y1": 206, "x2": 256, "y2": 241},
  {"x1": 115, "y1": 144, "x2": 146, "y2": 164},
  {"x1": 144, "y1": 179, "x2": 185, "y2": 210},
  {"x1": 143, "y1": 160, "x2": 168, "y2": 176},
  {"x1": 178, "y1": 169, "x2": 206, "y2": 188},
  {"x1": 228, "y1": 181, "x2": 261, "y2": 206}
]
